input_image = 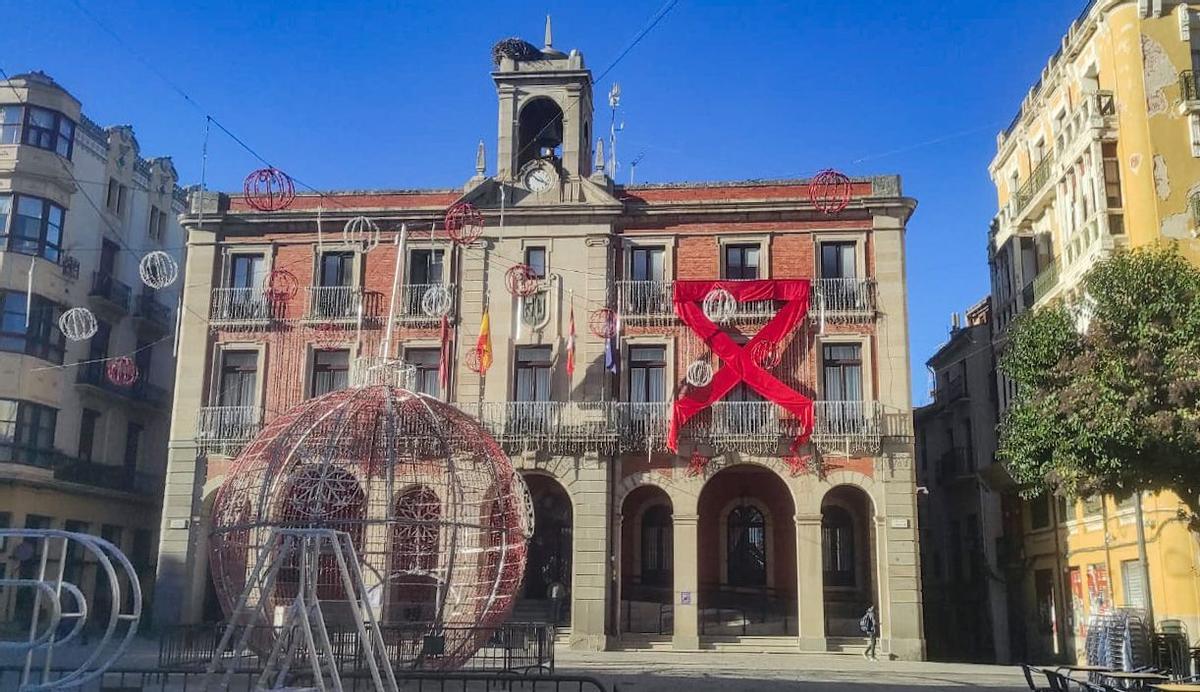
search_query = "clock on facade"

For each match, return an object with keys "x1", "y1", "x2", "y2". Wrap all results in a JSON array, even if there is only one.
[{"x1": 521, "y1": 161, "x2": 556, "y2": 193}]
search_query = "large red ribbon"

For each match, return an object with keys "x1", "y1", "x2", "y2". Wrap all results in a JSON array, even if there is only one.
[{"x1": 667, "y1": 280, "x2": 814, "y2": 452}]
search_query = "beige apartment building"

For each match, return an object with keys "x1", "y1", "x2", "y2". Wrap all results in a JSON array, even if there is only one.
[
  {"x1": 0, "y1": 72, "x2": 185, "y2": 625},
  {"x1": 155, "y1": 29, "x2": 926, "y2": 658},
  {"x1": 988, "y1": 0, "x2": 1200, "y2": 662}
]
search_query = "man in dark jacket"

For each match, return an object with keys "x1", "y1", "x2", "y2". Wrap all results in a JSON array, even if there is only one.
[{"x1": 860, "y1": 605, "x2": 878, "y2": 661}]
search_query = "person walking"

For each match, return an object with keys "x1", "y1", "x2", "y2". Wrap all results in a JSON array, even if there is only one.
[
  {"x1": 547, "y1": 580, "x2": 568, "y2": 625},
  {"x1": 860, "y1": 604, "x2": 879, "y2": 661}
]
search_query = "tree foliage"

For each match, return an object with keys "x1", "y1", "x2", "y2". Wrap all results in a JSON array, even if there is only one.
[{"x1": 997, "y1": 245, "x2": 1200, "y2": 518}]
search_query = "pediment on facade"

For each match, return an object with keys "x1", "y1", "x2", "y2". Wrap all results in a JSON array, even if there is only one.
[{"x1": 460, "y1": 176, "x2": 622, "y2": 211}]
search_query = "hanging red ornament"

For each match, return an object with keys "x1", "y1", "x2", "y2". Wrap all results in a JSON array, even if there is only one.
[
  {"x1": 464, "y1": 346, "x2": 484, "y2": 374},
  {"x1": 445, "y1": 202, "x2": 484, "y2": 245},
  {"x1": 243, "y1": 167, "x2": 296, "y2": 212},
  {"x1": 784, "y1": 451, "x2": 812, "y2": 477},
  {"x1": 588, "y1": 308, "x2": 618, "y2": 339},
  {"x1": 106, "y1": 356, "x2": 139, "y2": 387},
  {"x1": 808, "y1": 169, "x2": 852, "y2": 214},
  {"x1": 504, "y1": 265, "x2": 540, "y2": 297},
  {"x1": 263, "y1": 268, "x2": 299, "y2": 302},
  {"x1": 749, "y1": 340, "x2": 782, "y2": 369},
  {"x1": 311, "y1": 322, "x2": 343, "y2": 349},
  {"x1": 686, "y1": 449, "x2": 710, "y2": 477}
]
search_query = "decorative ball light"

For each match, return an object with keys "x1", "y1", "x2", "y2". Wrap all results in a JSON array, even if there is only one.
[
  {"x1": 138, "y1": 251, "x2": 179, "y2": 289},
  {"x1": 59, "y1": 307, "x2": 98, "y2": 342},
  {"x1": 588, "y1": 308, "x2": 618, "y2": 339},
  {"x1": 243, "y1": 167, "x2": 296, "y2": 212},
  {"x1": 702, "y1": 288, "x2": 737, "y2": 325},
  {"x1": 420, "y1": 285, "x2": 453, "y2": 318},
  {"x1": 263, "y1": 269, "x2": 299, "y2": 303},
  {"x1": 312, "y1": 323, "x2": 343, "y2": 349},
  {"x1": 343, "y1": 216, "x2": 381, "y2": 253},
  {"x1": 749, "y1": 340, "x2": 782, "y2": 369},
  {"x1": 464, "y1": 347, "x2": 484, "y2": 374},
  {"x1": 208, "y1": 385, "x2": 530, "y2": 670},
  {"x1": 504, "y1": 265, "x2": 539, "y2": 298},
  {"x1": 106, "y1": 357, "x2": 139, "y2": 387},
  {"x1": 685, "y1": 360, "x2": 714, "y2": 387},
  {"x1": 444, "y1": 203, "x2": 484, "y2": 246},
  {"x1": 808, "y1": 168, "x2": 853, "y2": 214}
]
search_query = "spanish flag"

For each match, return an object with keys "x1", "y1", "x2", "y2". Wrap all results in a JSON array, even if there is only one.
[
  {"x1": 565, "y1": 306, "x2": 576, "y2": 376},
  {"x1": 476, "y1": 310, "x2": 493, "y2": 373}
]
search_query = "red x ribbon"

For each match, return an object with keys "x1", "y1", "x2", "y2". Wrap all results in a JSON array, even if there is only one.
[{"x1": 667, "y1": 280, "x2": 814, "y2": 452}]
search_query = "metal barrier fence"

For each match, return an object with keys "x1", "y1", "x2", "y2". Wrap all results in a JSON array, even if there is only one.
[
  {"x1": 159, "y1": 622, "x2": 557, "y2": 674},
  {"x1": 1, "y1": 667, "x2": 611, "y2": 692}
]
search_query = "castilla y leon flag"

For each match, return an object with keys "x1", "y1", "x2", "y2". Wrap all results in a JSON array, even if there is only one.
[
  {"x1": 565, "y1": 306, "x2": 576, "y2": 376},
  {"x1": 476, "y1": 309, "x2": 493, "y2": 373}
]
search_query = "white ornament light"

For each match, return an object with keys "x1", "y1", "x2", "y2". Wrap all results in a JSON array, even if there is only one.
[
  {"x1": 343, "y1": 216, "x2": 380, "y2": 253},
  {"x1": 686, "y1": 360, "x2": 714, "y2": 387},
  {"x1": 702, "y1": 287, "x2": 737, "y2": 325},
  {"x1": 513, "y1": 472, "x2": 536, "y2": 540},
  {"x1": 420, "y1": 285, "x2": 453, "y2": 318},
  {"x1": 59, "y1": 307, "x2": 98, "y2": 341},
  {"x1": 138, "y1": 251, "x2": 179, "y2": 289}
]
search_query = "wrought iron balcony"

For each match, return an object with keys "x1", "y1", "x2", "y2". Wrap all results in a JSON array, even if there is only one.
[
  {"x1": 304, "y1": 285, "x2": 366, "y2": 323},
  {"x1": 196, "y1": 405, "x2": 263, "y2": 456},
  {"x1": 616, "y1": 278, "x2": 877, "y2": 324},
  {"x1": 811, "y1": 278, "x2": 876, "y2": 320},
  {"x1": 53, "y1": 460, "x2": 162, "y2": 496},
  {"x1": 394, "y1": 283, "x2": 458, "y2": 324},
  {"x1": 1013, "y1": 153, "x2": 1054, "y2": 216},
  {"x1": 811, "y1": 400, "x2": 883, "y2": 454},
  {"x1": 135, "y1": 291, "x2": 173, "y2": 332},
  {"x1": 1181, "y1": 70, "x2": 1200, "y2": 103},
  {"x1": 1031, "y1": 260, "x2": 1060, "y2": 304},
  {"x1": 75, "y1": 361, "x2": 170, "y2": 406},
  {"x1": 209, "y1": 287, "x2": 275, "y2": 326},
  {"x1": 89, "y1": 271, "x2": 131, "y2": 312},
  {"x1": 456, "y1": 401, "x2": 619, "y2": 455}
]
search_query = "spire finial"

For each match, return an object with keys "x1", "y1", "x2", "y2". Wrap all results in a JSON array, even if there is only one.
[
  {"x1": 594, "y1": 139, "x2": 605, "y2": 174},
  {"x1": 544, "y1": 14, "x2": 553, "y2": 48},
  {"x1": 475, "y1": 139, "x2": 486, "y2": 174}
]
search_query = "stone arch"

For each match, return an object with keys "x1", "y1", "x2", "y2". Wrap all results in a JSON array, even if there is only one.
[
  {"x1": 819, "y1": 481, "x2": 878, "y2": 638},
  {"x1": 517, "y1": 96, "x2": 565, "y2": 170},
  {"x1": 613, "y1": 471, "x2": 690, "y2": 516},
  {"x1": 518, "y1": 470, "x2": 573, "y2": 618},
  {"x1": 693, "y1": 458, "x2": 801, "y2": 516}
]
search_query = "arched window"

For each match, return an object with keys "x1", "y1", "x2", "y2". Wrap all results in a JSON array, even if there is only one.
[
  {"x1": 640, "y1": 505, "x2": 672, "y2": 587},
  {"x1": 274, "y1": 464, "x2": 365, "y2": 602},
  {"x1": 822, "y1": 505, "x2": 855, "y2": 587},
  {"x1": 517, "y1": 98, "x2": 564, "y2": 170},
  {"x1": 727, "y1": 504, "x2": 766, "y2": 587}
]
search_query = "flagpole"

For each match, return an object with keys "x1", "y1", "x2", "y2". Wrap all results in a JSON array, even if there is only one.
[{"x1": 382, "y1": 223, "x2": 407, "y2": 360}]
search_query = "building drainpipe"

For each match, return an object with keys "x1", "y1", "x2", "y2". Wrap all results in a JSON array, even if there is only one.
[
  {"x1": 1050, "y1": 497, "x2": 1070, "y2": 659},
  {"x1": 1133, "y1": 492, "x2": 1155, "y2": 627}
]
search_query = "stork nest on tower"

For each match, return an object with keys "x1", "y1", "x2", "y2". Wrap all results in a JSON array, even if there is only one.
[{"x1": 491, "y1": 38, "x2": 542, "y2": 65}]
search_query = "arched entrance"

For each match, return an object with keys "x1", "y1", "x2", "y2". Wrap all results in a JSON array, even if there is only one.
[
  {"x1": 520, "y1": 473, "x2": 572, "y2": 625},
  {"x1": 821, "y1": 484, "x2": 876, "y2": 638},
  {"x1": 696, "y1": 465, "x2": 796, "y2": 636},
  {"x1": 387, "y1": 485, "x2": 441, "y2": 624},
  {"x1": 620, "y1": 485, "x2": 673, "y2": 635}
]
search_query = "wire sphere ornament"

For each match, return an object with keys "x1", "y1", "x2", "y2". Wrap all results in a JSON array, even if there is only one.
[
  {"x1": 263, "y1": 268, "x2": 299, "y2": 302},
  {"x1": 702, "y1": 288, "x2": 737, "y2": 325},
  {"x1": 343, "y1": 216, "x2": 381, "y2": 253},
  {"x1": 512, "y1": 472, "x2": 536, "y2": 540},
  {"x1": 312, "y1": 322, "x2": 344, "y2": 349},
  {"x1": 444, "y1": 203, "x2": 484, "y2": 246},
  {"x1": 420, "y1": 285, "x2": 454, "y2": 318},
  {"x1": 242, "y1": 167, "x2": 296, "y2": 212},
  {"x1": 106, "y1": 357, "x2": 139, "y2": 387},
  {"x1": 464, "y1": 347, "x2": 484, "y2": 374},
  {"x1": 808, "y1": 168, "x2": 853, "y2": 214},
  {"x1": 504, "y1": 265, "x2": 540, "y2": 298},
  {"x1": 588, "y1": 308, "x2": 618, "y2": 339},
  {"x1": 749, "y1": 340, "x2": 782, "y2": 369},
  {"x1": 208, "y1": 385, "x2": 530, "y2": 670},
  {"x1": 59, "y1": 307, "x2": 98, "y2": 341},
  {"x1": 685, "y1": 360, "x2": 714, "y2": 387},
  {"x1": 138, "y1": 251, "x2": 178, "y2": 289}
]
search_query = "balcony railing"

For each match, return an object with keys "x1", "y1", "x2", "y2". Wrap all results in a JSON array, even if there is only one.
[
  {"x1": 304, "y1": 285, "x2": 365, "y2": 322},
  {"x1": 396, "y1": 283, "x2": 458, "y2": 323},
  {"x1": 456, "y1": 401, "x2": 619, "y2": 455},
  {"x1": 135, "y1": 291, "x2": 173, "y2": 331},
  {"x1": 196, "y1": 406, "x2": 263, "y2": 456},
  {"x1": 75, "y1": 361, "x2": 170, "y2": 406},
  {"x1": 210, "y1": 287, "x2": 275, "y2": 325},
  {"x1": 0, "y1": 441, "x2": 67, "y2": 470},
  {"x1": 811, "y1": 401, "x2": 883, "y2": 453},
  {"x1": 1181, "y1": 70, "x2": 1200, "y2": 102},
  {"x1": 1014, "y1": 153, "x2": 1054, "y2": 215},
  {"x1": 616, "y1": 278, "x2": 877, "y2": 323},
  {"x1": 54, "y1": 460, "x2": 162, "y2": 495},
  {"x1": 1031, "y1": 260, "x2": 1060, "y2": 303},
  {"x1": 60, "y1": 254, "x2": 80, "y2": 281},
  {"x1": 89, "y1": 271, "x2": 132, "y2": 312},
  {"x1": 935, "y1": 375, "x2": 968, "y2": 404}
]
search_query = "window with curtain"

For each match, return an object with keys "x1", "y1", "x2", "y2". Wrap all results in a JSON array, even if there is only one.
[
  {"x1": 822, "y1": 344, "x2": 862, "y2": 401},
  {"x1": 319, "y1": 252, "x2": 354, "y2": 287},
  {"x1": 228, "y1": 254, "x2": 264, "y2": 289},
  {"x1": 514, "y1": 346, "x2": 552, "y2": 402},
  {"x1": 630, "y1": 247, "x2": 664, "y2": 281},
  {"x1": 310, "y1": 349, "x2": 349, "y2": 397},
  {"x1": 820, "y1": 242, "x2": 858, "y2": 279},
  {"x1": 628, "y1": 346, "x2": 665, "y2": 403},
  {"x1": 724, "y1": 244, "x2": 760, "y2": 280},
  {"x1": 822, "y1": 505, "x2": 855, "y2": 587},
  {"x1": 218, "y1": 351, "x2": 259, "y2": 408},
  {"x1": 408, "y1": 249, "x2": 444, "y2": 285},
  {"x1": 727, "y1": 504, "x2": 767, "y2": 587},
  {"x1": 640, "y1": 505, "x2": 673, "y2": 586},
  {"x1": 405, "y1": 348, "x2": 441, "y2": 398}
]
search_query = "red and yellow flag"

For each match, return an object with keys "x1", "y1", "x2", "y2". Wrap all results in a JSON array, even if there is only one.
[{"x1": 476, "y1": 310, "x2": 493, "y2": 372}]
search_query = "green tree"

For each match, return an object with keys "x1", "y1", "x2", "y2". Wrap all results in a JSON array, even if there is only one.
[{"x1": 997, "y1": 245, "x2": 1200, "y2": 520}]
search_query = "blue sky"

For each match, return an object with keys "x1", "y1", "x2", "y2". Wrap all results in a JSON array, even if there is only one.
[{"x1": 9, "y1": 0, "x2": 1086, "y2": 403}]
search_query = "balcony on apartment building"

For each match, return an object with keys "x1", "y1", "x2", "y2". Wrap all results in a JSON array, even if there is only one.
[
  {"x1": 0, "y1": 441, "x2": 162, "y2": 496},
  {"x1": 89, "y1": 271, "x2": 132, "y2": 314},
  {"x1": 934, "y1": 374, "x2": 969, "y2": 406},
  {"x1": 1179, "y1": 71, "x2": 1200, "y2": 113},
  {"x1": 133, "y1": 290, "x2": 173, "y2": 334},
  {"x1": 616, "y1": 278, "x2": 877, "y2": 323},
  {"x1": 195, "y1": 405, "x2": 263, "y2": 456},
  {"x1": 937, "y1": 446, "x2": 976, "y2": 485},
  {"x1": 395, "y1": 282, "x2": 458, "y2": 325},
  {"x1": 303, "y1": 285, "x2": 370, "y2": 323},
  {"x1": 75, "y1": 361, "x2": 170, "y2": 407},
  {"x1": 209, "y1": 287, "x2": 276, "y2": 327}
]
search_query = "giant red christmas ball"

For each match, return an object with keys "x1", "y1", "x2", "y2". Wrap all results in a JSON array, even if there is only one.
[{"x1": 208, "y1": 385, "x2": 530, "y2": 670}]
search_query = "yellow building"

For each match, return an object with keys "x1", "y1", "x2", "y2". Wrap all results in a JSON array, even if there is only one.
[{"x1": 987, "y1": 0, "x2": 1200, "y2": 662}]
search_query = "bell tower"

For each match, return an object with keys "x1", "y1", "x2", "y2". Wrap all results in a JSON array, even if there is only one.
[{"x1": 492, "y1": 17, "x2": 594, "y2": 185}]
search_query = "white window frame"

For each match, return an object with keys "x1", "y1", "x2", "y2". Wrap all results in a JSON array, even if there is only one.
[
  {"x1": 718, "y1": 235, "x2": 770, "y2": 280},
  {"x1": 816, "y1": 336, "x2": 874, "y2": 402}
]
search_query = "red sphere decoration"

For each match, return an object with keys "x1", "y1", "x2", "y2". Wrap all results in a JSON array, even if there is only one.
[
  {"x1": 504, "y1": 264, "x2": 540, "y2": 297},
  {"x1": 208, "y1": 386, "x2": 530, "y2": 670},
  {"x1": 106, "y1": 356, "x2": 139, "y2": 387},
  {"x1": 243, "y1": 167, "x2": 296, "y2": 212},
  {"x1": 588, "y1": 308, "x2": 618, "y2": 339},
  {"x1": 808, "y1": 168, "x2": 852, "y2": 214},
  {"x1": 311, "y1": 322, "x2": 343, "y2": 349},
  {"x1": 444, "y1": 203, "x2": 484, "y2": 245},
  {"x1": 464, "y1": 347, "x2": 484, "y2": 374},
  {"x1": 263, "y1": 268, "x2": 299, "y2": 302},
  {"x1": 749, "y1": 340, "x2": 782, "y2": 369}
]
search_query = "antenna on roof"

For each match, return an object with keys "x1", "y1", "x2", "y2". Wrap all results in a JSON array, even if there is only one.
[
  {"x1": 608, "y1": 83, "x2": 623, "y2": 175},
  {"x1": 629, "y1": 151, "x2": 645, "y2": 185}
]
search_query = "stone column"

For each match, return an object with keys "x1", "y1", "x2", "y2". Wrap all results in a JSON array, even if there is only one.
[
  {"x1": 672, "y1": 513, "x2": 699, "y2": 650},
  {"x1": 570, "y1": 455, "x2": 610, "y2": 651},
  {"x1": 796, "y1": 513, "x2": 826, "y2": 651}
]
